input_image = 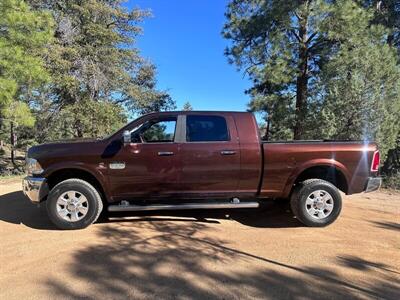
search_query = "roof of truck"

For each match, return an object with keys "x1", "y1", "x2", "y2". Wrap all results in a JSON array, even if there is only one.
[{"x1": 145, "y1": 110, "x2": 251, "y2": 115}]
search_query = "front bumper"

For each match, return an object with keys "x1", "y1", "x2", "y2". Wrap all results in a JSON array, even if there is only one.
[
  {"x1": 22, "y1": 176, "x2": 49, "y2": 204},
  {"x1": 365, "y1": 177, "x2": 382, "y2": 193}
]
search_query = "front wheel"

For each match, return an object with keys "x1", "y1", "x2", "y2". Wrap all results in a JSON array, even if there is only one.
[
  {"x1": 290, "y1": 179, "x2": 342, "y2": 227},
  {"x1": 46, "y1": 179, "x2": 103, "y2": 230}
]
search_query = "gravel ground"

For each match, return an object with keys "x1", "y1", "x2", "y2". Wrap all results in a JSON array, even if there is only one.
[{"x1": 0, "y1": 179, "x2": 399, "y2": 300}]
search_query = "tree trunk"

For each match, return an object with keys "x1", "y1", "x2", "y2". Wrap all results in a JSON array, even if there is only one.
[
  {"x1": 294, "y1": 8, "x2": 309, "y2": 140},
  {"x1": 10, "y1": 121, "x2": 15, "y2": 166},
  {"x1": 75, "y1": 119, "x2": 83, "y2": 138},
  {"x1": 265, "y1": 116, "x2": 271, "y2": 141}
]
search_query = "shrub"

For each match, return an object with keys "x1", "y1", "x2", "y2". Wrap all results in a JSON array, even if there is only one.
[{"x1": 383, "y1": 172, "x2": 400, "y2": 190}]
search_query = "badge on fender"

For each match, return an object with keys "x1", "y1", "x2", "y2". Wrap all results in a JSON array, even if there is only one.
[{"x1": 109, "y1": 162, "x2": 126, "y2": 169}]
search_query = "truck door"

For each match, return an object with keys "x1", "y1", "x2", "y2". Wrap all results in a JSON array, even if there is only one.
[
  {"x1": 108, "y1": 115, "x2": 181, "y2": 200},
  {"x1": 179, "y1": 114, "x2": 241, "y2": 197}
]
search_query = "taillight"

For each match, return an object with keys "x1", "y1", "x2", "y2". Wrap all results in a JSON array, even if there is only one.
[{"x1": 371, "y1": 150, "x2": 380, "y2": 172}]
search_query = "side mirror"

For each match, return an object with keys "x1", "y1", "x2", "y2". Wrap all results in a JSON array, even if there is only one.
[{"x1": 122, "y1": 130, "x2": 131, "y2": 144}]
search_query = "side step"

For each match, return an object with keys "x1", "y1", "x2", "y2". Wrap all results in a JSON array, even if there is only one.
[{"x1": 108, "y1": 201, "x2": 259, "y2": 212}]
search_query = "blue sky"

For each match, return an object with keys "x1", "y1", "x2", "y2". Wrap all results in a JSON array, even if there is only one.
[{"x1": 124, "y1": 0, "x2": 252, "y2": 112}]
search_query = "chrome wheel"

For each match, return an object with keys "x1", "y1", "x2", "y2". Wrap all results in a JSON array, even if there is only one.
[
  {"x1": 305, "y1": 190, "x2": 334, "y2": 220},
  {"x1": 56, "y1": 191, "x2": 89, "y2": 222}
]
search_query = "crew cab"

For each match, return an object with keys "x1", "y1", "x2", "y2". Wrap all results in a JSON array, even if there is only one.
[{"x1": 22, "y1": 111, "x2": 381, "y2": 229}]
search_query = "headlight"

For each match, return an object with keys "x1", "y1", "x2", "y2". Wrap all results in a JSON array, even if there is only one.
[{"x1": 26, "y1": 158, "x2": 44, "y2": 176}]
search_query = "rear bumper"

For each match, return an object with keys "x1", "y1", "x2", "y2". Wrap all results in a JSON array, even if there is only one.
[
  {"x1": 22, "y1": 176, "x2": 49, "y2": 204},
  {"x1": 365, "y1": 177, "x2": 382, "y2": 193}
]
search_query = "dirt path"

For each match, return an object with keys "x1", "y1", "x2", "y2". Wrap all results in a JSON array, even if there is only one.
[{"x1": 0, "y1": 180, "x2": 399, "y2": 299}]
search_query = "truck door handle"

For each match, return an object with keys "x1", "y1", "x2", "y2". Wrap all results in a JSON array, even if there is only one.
[
  {"x1": 220, "y1": 150, "x2": 236, "y2": 155},
  {"x1": 158, "y1": 151, "x2": 174, "y2": 156}
]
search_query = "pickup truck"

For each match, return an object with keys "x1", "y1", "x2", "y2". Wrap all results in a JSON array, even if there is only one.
[{"x1": 22, "y1": 111, "x2": 382, "y2": 229}]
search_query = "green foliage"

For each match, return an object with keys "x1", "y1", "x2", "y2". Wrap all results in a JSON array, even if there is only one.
[
  {"x1": 10, "y1": 0, "x2": 176, "y2": 143},
  {"x1": 183, "y1": 102, "x2": 193, "y2": 111},
  {"x1": 369, "y1": 1, "x2": 400, "y2": 179},
  {"x1": 4, "y1": 102, "x2": 35, "y2": 128},
  {"x1": 0, "y1": 79, "x2": 16, "y2": 110},
  {"x1": 0, "y1": 0, "x2": 175, "y2": 156},
  {"x1": 0, "y1": 0, "x2": 53, "y2": 115},
  {"x1": 383, "y1": 171, "x2": 400, "y2": 189},
  {"x1": 223, "y1": 0, "x2": 400, "y2": 159},
  {"x1": 28, "y1": 0, "x2": 174, "y2": 113},
  {"x1": 223, "y1": 0, "x2": 333, "y2": 140},
  {"x1": 36, "y1": 100, "x2": 127, "y2": 141},
  {"x1": 0, "y1": 0, "x2": 53, "y2": 154},
  {"x1": 368, "y1": 0, "x2": 400, "y2": 51},
  {"x1": 383, "y1": 135, "x2": 400, "y2": 177},
  {"x1": 315, "y1": 0, "x2": 400, "y2": 158}
]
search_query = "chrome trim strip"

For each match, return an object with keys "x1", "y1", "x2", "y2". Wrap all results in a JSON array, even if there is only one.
[
  {"x1": 158, "y1": 151, "x2": 174, "y2": 156},
  {"x1": 108, "y1": 201, "x2": 260, "y2": 212},
  {"x1": 22, "y1": 176, "x2": 49, "y2": 204}
]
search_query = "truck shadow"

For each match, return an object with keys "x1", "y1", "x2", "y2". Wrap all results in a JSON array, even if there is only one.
[
  {"x1": 44, "y1": 221, "x2": 400, "y2": 299},
  {"x1": 0, "y1": 191, "x2": 300, "y2": 230},
  {"x1": 104, "y1": 200, "x2": 300, "y2": 228},
  {"x1": 0, "y1": 191, "x2": 55, "y2": 230}
]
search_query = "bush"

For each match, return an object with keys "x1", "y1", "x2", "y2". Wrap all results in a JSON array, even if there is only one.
[{"x1": 383, "y1": 172, "x2": 400, "y2": 190}]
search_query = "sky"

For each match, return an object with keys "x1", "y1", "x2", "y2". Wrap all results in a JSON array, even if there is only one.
[{"x1": 124, "y1": 0, "x2": 252, "y2": 112}]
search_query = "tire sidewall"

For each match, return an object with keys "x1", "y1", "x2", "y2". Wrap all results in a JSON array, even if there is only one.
[
  {"x1": 47, "y1": 181, "x2": 100, "y2": 230},
  {"x1": 297, "y1": 182, "x2": 342, "y2": 227}
]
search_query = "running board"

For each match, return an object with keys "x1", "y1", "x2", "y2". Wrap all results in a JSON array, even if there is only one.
[{"x1": 108, "y1": 202, "x2": 260, "y2": 212}]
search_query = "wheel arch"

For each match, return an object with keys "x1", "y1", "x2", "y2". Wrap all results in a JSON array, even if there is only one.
[
  {"x1": 284, "y1": 160, "x2": 350, "y2": 197},
  {"x1": 46, "y1": 168, "x2": 108, "y2": 204}
]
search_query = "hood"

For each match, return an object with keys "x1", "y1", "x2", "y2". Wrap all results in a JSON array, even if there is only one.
[
  {"x1": 27, "y1": 137, "x2": 103, "y2": 160},
  {"x1": 46, "y1": 137, "x2": 99, "y2": 144}
]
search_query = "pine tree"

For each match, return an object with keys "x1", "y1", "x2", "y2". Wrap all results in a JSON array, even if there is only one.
[
  {"x1": 28, "y1": 0, "x2": 175, "y2": 138},
  {"x1": 367, "y1": 0, "x2": 400, "y2": 179},
  {"x1": 183, "y1": 102, "x2": 193, "y2": 111},
  {"x1": 223, "y1": 0, "x2": 333, "y2": 140},
  {"x1": 223, "y1": 0, "x2": 400, "y2": 157},
  {"x1": 368, "y1": 0, "x2": 400, "y2": 51},
  {"x1": 317, "y1": 0, "x2": 400, "y2": 158},
  {"x1": 0, "y1": 0, "x2": 53, "y2": 162},
  {"x1": 0, "y1": 0, "x2": 53, "y2": 117}
]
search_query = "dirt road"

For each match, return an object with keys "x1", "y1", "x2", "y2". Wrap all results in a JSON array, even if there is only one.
[{"x1": 0, "y1": 179, "x2": 399, "y2": 299}]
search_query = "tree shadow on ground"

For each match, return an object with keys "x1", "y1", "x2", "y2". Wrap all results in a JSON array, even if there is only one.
[
  {"x1": 45, "y1": 221, "x2": 400, "y2": 299},
  {"x1": 370, "y1": 220, "x2": 400, "y2": 232},
  {"x1": 337, "y1": 255, "x2": 400, "y2": 275},
  {"x1": 1, "y1": 191, "x2": 398, "y2": 298},
  {"x1": 0, "y1": 190, "x2": 300, "y2": 230}
]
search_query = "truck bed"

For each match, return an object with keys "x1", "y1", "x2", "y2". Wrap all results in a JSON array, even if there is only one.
[{"x1": 259, "y1": 141, "x2": 377, "y2": 198}]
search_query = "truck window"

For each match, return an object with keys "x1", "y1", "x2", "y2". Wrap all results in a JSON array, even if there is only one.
[
  {"x1": 186, "y1": 115, "x2": 229, "y2": 142},
  {"x1": 141, "y1": 118, "x2": 177, "y2": 143}
]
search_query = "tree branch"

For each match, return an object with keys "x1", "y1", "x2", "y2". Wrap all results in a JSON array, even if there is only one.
[
  {"x1": 290, "y1": 29, "x2": 301, "y2": 42},
  {"x1": 306, "y1": 32, "x2": 318, "y2": 44}
]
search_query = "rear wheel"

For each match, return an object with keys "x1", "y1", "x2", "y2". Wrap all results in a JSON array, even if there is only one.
[
  {"x1": 46, "y1": 179, "x2": 103, "y2": 230},
  {"x1": 290, "y1": 179, "x2": 342, "y2": 227}
]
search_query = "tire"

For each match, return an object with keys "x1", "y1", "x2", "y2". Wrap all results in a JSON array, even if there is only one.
[
  {"x1": 46, "y1": 179, "x2": 103, "y2": 230},
  {"x1": 290, "y1": 179, "x2": 342, "y2": 227}
]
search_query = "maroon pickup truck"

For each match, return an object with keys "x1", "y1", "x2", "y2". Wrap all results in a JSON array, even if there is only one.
[{"x1": 23, "y1": 111, "x2": 381, "y2": 229}]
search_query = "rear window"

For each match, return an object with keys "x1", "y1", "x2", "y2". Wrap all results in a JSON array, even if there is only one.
[{"x1": 186, "y1": 115, "x2": 229, "y2": 142}]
